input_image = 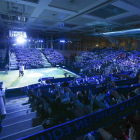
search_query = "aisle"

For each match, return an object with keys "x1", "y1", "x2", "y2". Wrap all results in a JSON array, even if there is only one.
[{"x1": 0, "y1": 96, "x2": 44, "y2": 140}]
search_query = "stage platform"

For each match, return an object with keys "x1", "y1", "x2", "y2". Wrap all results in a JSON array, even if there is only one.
[{"x1": 0, "y1": 68, "x2": 79, "y2": 89}]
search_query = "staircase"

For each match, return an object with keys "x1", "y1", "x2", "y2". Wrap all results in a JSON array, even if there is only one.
[
  {"x1": 40, "y1": 51, "x2": 51, "y2": 68},
  {"x1": 9, "y1": 53, "x2": 18, "y2": 70},
  {"x1": 0, "y1": 96, "x2": 44, "y2": 140}
]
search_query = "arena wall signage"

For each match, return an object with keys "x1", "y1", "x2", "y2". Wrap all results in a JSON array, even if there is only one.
[{"x1": 20, "y1": 95, "x2": 140, "y2": 140}]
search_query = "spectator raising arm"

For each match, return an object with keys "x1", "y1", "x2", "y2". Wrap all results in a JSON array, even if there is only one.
[
  {"x1": 98, "y1": 128, "x2": 116, "y2": 140},
  {"x1": 91, "y1": 94, "x2": 107, "y2": 109},
  {"x1": 46, "y1": 79, "x2": 56, "y2": 88}
]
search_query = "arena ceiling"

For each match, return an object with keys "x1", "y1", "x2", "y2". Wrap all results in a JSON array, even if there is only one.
[{"x1": 0, "y1": 0, "x2": 140, "y2": 36}]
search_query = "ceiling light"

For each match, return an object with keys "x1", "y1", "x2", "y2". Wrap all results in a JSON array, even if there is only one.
[
  {"x1": 60, "y1": 40, "x2": 65, "y2": 43},
  {"x1": 17, "y1": 37, "x2": 25, "y2": 44},
  {"x1": 18, "y1": 16, "x2": 20, "y2": 21}
]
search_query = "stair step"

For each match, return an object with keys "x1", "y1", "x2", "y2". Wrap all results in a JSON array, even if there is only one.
[
  {"x1": 6, "y1": 104, "x2": 35, "y2": 113},
  {"x1": 0, "y1": 119, "x2": 35, "y2": 137},
  {"x1": 5, "y1": 108, "x2": 36, "y2": 119},
  {"x1": 6, "y1": 97, "x2": 28, "y2": 105},
  {"x1": 6, "y1": 99, "x2": 29, "y2": 107},
  {"x1": 2, "y1": 111, "x2": 38, "y2": 126},
  {"x1": 0, "y1": 125, "x2": 44, "y2": 140},
  {"x1": 6, "y1": 103, "x2": 29, "y2": 110}
]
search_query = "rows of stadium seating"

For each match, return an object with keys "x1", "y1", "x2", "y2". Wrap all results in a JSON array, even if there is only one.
[
  {"x1": 9, "y1": 48, "x2": 52, "y2": 70},
  {"x1": 42, "y1": 48, "x2": 66, "y2": 67},
  {"x1": 0, "y1": 71, "x2": 140, "y2": 139}
]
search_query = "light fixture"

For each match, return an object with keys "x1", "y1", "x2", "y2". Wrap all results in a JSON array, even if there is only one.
[
  {"x1": 18, "y1": 16, "x2": 20, "y2": 21},
  {"x1": 17, "y1": 37, "x2": 25, "y2": 44},
  {"x1": 60, "y1": 40, "x2": 65, "y2": 43},
  {"x1": 103, "y1": 28, "x2": 140, "y2": 36}
]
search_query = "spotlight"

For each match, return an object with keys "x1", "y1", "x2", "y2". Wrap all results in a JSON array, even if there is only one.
[
  {"x1": 29, "y1": 40, "x2": 30, "y2": 42},
  {"x1": 17, "y1": 37, "x2": 25, "y2": 44},
  {"x1": 60, "y1": 40, "x2": 65, "y2": 43}
]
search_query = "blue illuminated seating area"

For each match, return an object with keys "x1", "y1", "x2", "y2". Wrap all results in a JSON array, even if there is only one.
[
  {"x1": 2, "y1": 48, "x2": 140, "y2": 140},
  {"x1": 1, "y1": 0, "x2": 140, "y2": 139},
  {"x1": 18, "y1": 73, "x2": 140, "y2": 140},
  {"x1": 9, "y1": 48, "x2": 51, "y2": 69},
  {"x1": 42, "y1": 49, "x2": 66, "y2": 66},
  {"x1": 1, "y1": 68, "x2": 140, "y2": 139},
  {"x1": 74, "y1": 48, "x2": 140, "y2": 76}
]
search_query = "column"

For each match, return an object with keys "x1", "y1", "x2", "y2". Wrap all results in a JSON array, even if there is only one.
[
  {"x1": 128, "y1": 38, "x2": 132, "y2": 51},
  {"x1": 82, "y1": 38, "x2": 86, "y2": 51},
  {"x1": 51, "y1": 35, "x2": 53, "y2": 49},
  {"x1": 37, "y1": 34, "x2": 39, "y2": 48}
]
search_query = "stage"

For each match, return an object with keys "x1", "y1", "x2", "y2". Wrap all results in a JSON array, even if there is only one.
[{"x1": 0, "y1": 68, "x2": 79, "y2": 89}]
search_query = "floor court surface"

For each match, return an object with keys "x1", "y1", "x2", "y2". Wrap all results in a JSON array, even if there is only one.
[{"x1": 0, "y1": 68, "x2": 79, "y2": 89}]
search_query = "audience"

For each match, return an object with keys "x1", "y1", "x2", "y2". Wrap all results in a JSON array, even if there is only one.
[
  {"x1": 42, "y1": 48, "x2": 65, "y2": 66},
  {"x1": 11, "y1": 48, "x2": 46, "y2": 68},
  {"x1": 74, "y1": 48, "x2": 140, "y2": 76},
  {"x1": 16, "y1": 47, "x2": 140, "y2": 139}
]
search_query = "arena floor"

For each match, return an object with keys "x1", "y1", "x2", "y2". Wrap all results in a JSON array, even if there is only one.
[{"x1": 0, "y1": 68, "x2": 79, "y2": 89}]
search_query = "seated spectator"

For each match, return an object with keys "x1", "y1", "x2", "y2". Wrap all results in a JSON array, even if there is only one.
[
  {"x1": 0, "y1": 88, "x2": 6, "y2": 121},
  {"x1": 37, "y1": 88, "x2": 73, "y2": 125}
]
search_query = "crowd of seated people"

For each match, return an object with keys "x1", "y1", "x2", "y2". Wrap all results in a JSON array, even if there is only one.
[
  {"x1": 74, "y1": 48, "x2": 140, "y2": 76},
  {"x1": 42, "y1": 48, "x2": 66, "y2": 66},
  {"x1": 22, "y1": 67, "x2": 140, "y2": 139},
  {"x1": 11, "y1": 48, "x2": 46, "y2": 69}
]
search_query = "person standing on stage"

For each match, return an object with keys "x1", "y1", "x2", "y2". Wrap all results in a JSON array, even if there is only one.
[
  {"x1": 19, "y1": 64, "x2": 24, "y2": 77},
  {"x1": 5, "y1": 64, "x2": 9, "y2": 75}
]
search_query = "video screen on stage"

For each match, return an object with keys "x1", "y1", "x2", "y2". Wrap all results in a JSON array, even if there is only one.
[{"x1": 9, "y1": 30, "x2": 27, "y2": 38}]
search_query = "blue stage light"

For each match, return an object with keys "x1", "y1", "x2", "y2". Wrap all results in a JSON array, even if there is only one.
[{"x1": 60, "y1": 40, "x2": 65, "y2": 43}]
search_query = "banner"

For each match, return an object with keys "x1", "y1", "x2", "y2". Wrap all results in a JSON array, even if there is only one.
[
  {"x1": 19, "y1": 95, "x2": 140, "y2": 140},
  {"x1": 115, "y1": 78, "x2": 138, "y2": 86},
  {"x1": 116, "y1": 83, "x2": 140, "y2": 94},
  {"x1": 48, "y1": 77, "x2": 74, "y2": 83}
]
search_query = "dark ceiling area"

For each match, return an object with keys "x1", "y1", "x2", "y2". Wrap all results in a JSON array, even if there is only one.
[{"x1": 0, "y1": 0, "x2": 140, "y2": 36}]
